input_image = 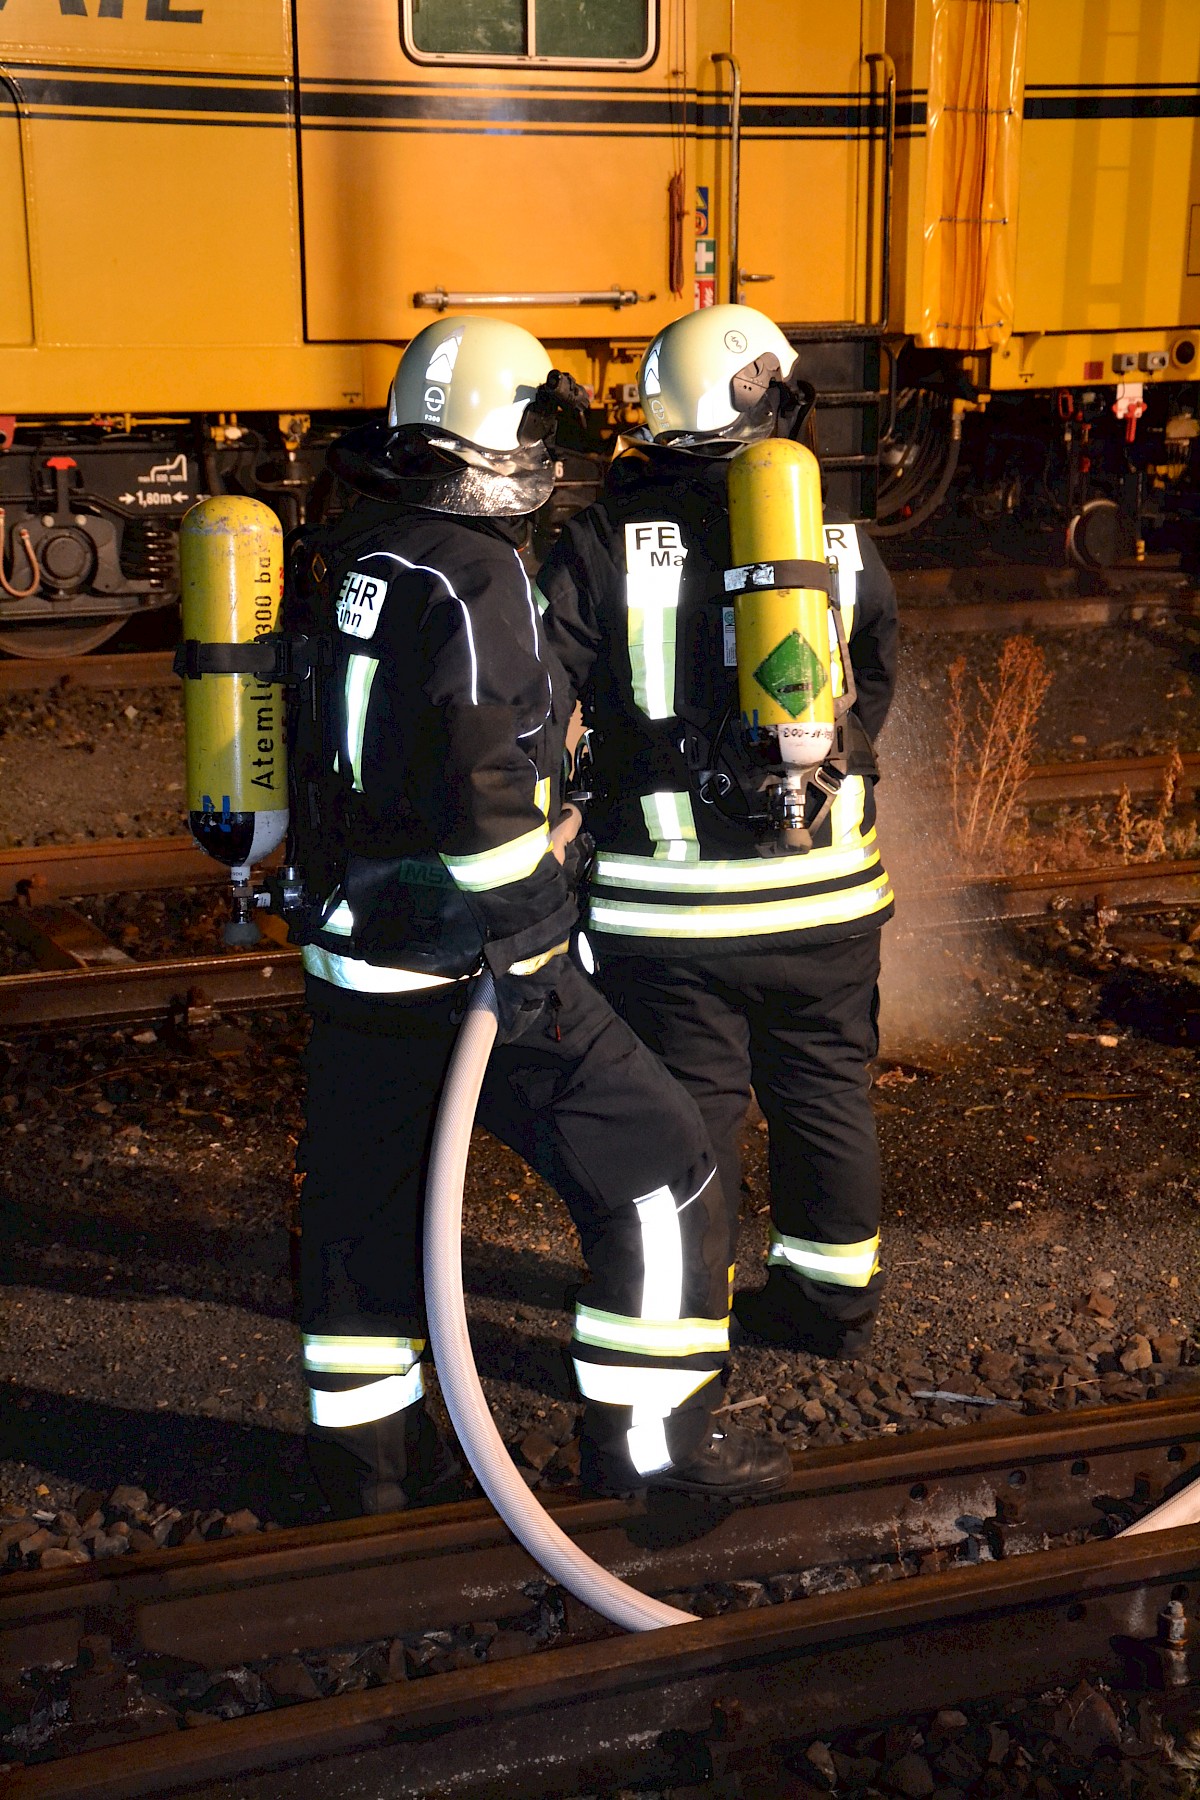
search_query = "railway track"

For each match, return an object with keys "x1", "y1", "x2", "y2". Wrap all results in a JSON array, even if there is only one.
[
  {"x1": 4, "y1": 1395, "x2": 1200, "y2": 1798},
  {"x1": 0, "y1": 572, "x2": 1197, "y2": 699},
  {"x1": 2, "y1": 836, "x2": 1199, "y2": 1030}
]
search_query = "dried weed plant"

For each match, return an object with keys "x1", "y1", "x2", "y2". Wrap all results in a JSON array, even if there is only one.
[
  {"x1": 1111, "y1": 745, "x2": 1187, "y2": 864},
  {"x1": 947, "y1": 635, "x2": 1052, "y2": 865}
]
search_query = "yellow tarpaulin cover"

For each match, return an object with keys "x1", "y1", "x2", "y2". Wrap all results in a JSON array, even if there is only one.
[{"x1": 919, "y1": 0, "x2": 1027, "y2": 349}]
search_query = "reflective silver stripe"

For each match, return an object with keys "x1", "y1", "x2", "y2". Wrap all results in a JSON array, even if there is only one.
[
  {"x1": 534, "y1": 776, "x2": 551, "y2": 820},
  {"x1": 308, "y1": 1365, "x2": 424, "y2": 1428},
  {"x1": 768, "y1": 1231, "x2": 881, "y2": 1288},
  {"x1": 571, "y1": 1361, "x2": 719, "y2": 1411},
  {"x1": 302, "y1": 1333, "x2": 425, "y2": 1375},
  {"x1": 625, "y1": 521, "x2": 686, "y2": 720},
  {"x1": 829, "y1": 774, "x2": 866, "y2": 844},
  {"x1": 634, "y1": 1183, "x2": 684, "y2": 1321},
  {"x1": 640, "y1": 790, "x2": 700, "y2": 864},
  {"x1": 627, "y1": 1418, "x2": 672, "y2": 1476},
  {"x1": 441, "y1": 823, "x2": 551, "y2": 892},
  {"x1": 590, "y1": 878, "x2": 894, "y2": 939},
  {"x1": 595, "y1": 831, "x2": 882, "y2": 891},
  {"x1": 361, "y1": 550, "x2": 478, "y2": 704},
  {"x1": 344, "y1": 654, "x2": 379, "y2": 794},
  {"x1": 574, "y1": 1305, "x2": 728, "y2": 1358},
  {"x1": 323, "y1": 899, "x2": 354, "y2": 937},
  {"x1": 301, "y1": 943, "x2": 458, "y2": 994}
]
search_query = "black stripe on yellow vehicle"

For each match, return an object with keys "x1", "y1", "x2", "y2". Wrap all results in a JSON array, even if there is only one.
[
  {"x1": 2, "y1": 62, "x2": 927, "y2": 138},
  {"x1": 1023, "y1": 82, "x2": 1200, "y2": 121}
]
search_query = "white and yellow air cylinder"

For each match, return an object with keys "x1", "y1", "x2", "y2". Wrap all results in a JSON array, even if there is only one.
[
  {"x1": 726, "y1": 438, "x2": 834, "y2": 773},
  {"x1": 180, "y1": 496, "x2": 288, "y2": 880}
]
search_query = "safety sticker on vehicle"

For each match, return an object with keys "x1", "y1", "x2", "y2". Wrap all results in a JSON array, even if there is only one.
[{"x1": 336, "y1": 570, "x2": 387, "y2": 639}]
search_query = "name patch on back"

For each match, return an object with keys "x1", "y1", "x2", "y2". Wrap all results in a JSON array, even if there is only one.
[{"x1": 336, "y1": 571, "x2": 387, "y2": 640}]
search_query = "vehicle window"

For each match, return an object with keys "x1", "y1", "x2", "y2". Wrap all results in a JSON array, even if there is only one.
[
  {"x1": 410, "y1": 0, "x2": 526, "y2": 58},
  {"x1": 533, "y1": 0, "x2": 648, "y2": 60},
  {"x1": 406, "y1": 0, "x2": 650, "y2": 63}
]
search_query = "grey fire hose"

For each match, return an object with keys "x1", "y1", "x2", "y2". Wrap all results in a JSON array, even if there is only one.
[{"x1": 423, "y1": 968, "x2": 695, "y2": 1632}]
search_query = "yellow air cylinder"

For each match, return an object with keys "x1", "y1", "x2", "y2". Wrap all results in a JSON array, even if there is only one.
[
  {"x1": 726, "y1": 438, "x2": 834, "y2": 771},
  {"x1": 180, "y1": 496, "x2": 288, "y2": 875}
]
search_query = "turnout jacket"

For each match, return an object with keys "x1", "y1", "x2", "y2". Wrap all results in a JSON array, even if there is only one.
[
  {"x1": 537, "y1": 444, "x2": 898, "y2": 955},
  {"x1": 292, "y1": 499, "x2": 576, "y2": 995}
]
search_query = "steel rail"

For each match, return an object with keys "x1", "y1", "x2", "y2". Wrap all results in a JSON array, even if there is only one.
[
  {"x1": 5, "y1": 860, "x2": 1200, "y2": 1029},
  {"x1": 0, "y1": 650, "x2": 176, "y2": 695},
  {"x1": 8, "y1": 1525, "x2": 1200, "y2": 1798},
  {"x1": 0, "y1": 837, "x2": 225, "y2": 904},
  {"x1": 3, "y1": 1396, "x2": 1198, "y2": 1679},
  {"x1": 0, "y1": 946, "x2": 302, "y2": 1029},
  {"x1": 2, "y1": 747, "x2": 1198, "y2": 909},
  {"x1": 902, "y1": 594, "x2": 1200, "y2": 633}
]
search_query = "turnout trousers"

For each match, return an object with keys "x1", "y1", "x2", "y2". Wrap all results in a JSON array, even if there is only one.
[
  {"x1": 598, "y1": 929, "x2": 885, "y2": 1327},
  {"x1": 297, "y1": 956, "x2": 732, "y2": 1482}
]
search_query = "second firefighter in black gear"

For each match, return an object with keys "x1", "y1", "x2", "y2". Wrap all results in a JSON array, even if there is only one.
[
  {"x1": 287, "y1": 314, "x2": 789, "y2": 1512},
  {"x1": 537, "y1": 304, "x2": 898, "y2": 1359}
]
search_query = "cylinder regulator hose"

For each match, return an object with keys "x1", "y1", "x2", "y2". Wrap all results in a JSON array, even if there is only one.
[
  {"x1": 423, "y1": 970, "x2": 695, "y2": 1632},
  {"x1": 0, "y1": 507, "x2": 40, "y2": 599}
]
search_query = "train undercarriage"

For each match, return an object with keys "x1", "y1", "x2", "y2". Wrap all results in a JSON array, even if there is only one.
[{"x1": 1, "y1": 367, "x2": 1197, "y2": 658}]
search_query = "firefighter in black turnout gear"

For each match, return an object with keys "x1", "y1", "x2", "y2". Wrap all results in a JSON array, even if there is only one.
[
  {"x1": 287, "y1": 316, "x2": 789, "y2": 1514},
  {"x1": 538, "y1": 305, "x2": 898, "y2": 1358}
]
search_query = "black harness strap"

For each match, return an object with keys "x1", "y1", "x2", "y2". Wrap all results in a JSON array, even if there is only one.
[
  {"x1": 173, "y1": 634, "x2": 318, "y2": 684},
  {"x1": 723, "y1": 559, "x2": 834, "y2": 595}
]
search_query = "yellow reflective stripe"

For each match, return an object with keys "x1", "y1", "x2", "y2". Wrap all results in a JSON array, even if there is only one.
[
  {"x1": 594, "y1": 831, "x2": 881, "y2": 891},
  {"x1": 830, "y1": 774, "x2": 866, "y2": 845},
  {"x1": 323, "y1": 899, "x2": 354, "y2": 937},
  {"x1": 574, "y1": 1305, "x2": 728, "y2": 1358},
  {"x1": 571, "y1": 1362, "x2": 720, "y2": 1410},
  {"x1": 508, "y1": 940, "x2": 569, "y2": 976},
  {"x1": 308, "y1": 1367, "x2": 424, "y2": 1427},
  {"x1": 302, "y1": 943, "x2": 459, "y2": 994},
  {"x1": 629, "y1": 603, "x2": 679, "y2": 720},
  {"x1": 441, "y1": 824, "x2": 551, "y2": 892},
  {"x1": 590, "y1": 878, "x2": 894, "y2": 938},
  {"x1": 344, "y1": 654, "x2": 379, "y2": 794},
  {"x1": 768, "y1": 1232, "x2": 881, "y2": 1288},
  {"x1": 302, "y1": 1334, "x2": 425, "y2": 1375},
  {"x1": 640, "y1": 790, "x2": 700, "y2": 864},
  {"x1": 534, "y1": 776, "x2": 551, "y2": 820}
]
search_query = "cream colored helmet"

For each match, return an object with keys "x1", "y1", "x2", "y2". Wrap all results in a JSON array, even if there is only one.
[
  {"x1": 388, "y1": 315, "x2": 553, "y2": 451},
  {"x1": 638, "y1": 304, "x2": 800, "y2": 449}
]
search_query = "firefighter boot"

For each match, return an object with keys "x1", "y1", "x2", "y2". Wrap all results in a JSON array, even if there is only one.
[
  {"x1": 579, "y1": 1401, "x2": 790, "y2": 1500},
  {"x1": 306, "y1": 1403, "x2": 461, "y2": 1518},
  {"x1": 733, "y1": 1268, "x2": 876, "y2": 1358}
]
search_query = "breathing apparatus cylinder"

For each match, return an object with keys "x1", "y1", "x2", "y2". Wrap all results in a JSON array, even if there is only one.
[
  {"x1": 179, "y1": 497, "x2": 288, "y2": 939},
  {"x1": 726, "y1": 438, "x2": 836, "y2": 851}
]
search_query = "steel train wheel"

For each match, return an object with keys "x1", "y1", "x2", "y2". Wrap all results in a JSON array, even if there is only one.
[{"x1": 0, "y1": 617, "x2": 127, "y2": 659}]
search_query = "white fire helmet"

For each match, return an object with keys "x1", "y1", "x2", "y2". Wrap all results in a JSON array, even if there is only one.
[
  {"x1": 638, "y1": 304, "x2": 797, "y2": 444},
  {"x1": 388, "y1": 316, "x2": 554, "y2": 452}
]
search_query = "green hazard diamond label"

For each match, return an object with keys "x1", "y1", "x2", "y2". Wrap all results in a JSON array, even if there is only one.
[{"x1": 753, "y1": 630, "x2": 827, "y2": 718}]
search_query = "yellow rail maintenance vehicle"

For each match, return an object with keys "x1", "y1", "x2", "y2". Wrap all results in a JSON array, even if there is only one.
[{"x1": 0, "y1": 0, "x2": 1197, "y2": 656}]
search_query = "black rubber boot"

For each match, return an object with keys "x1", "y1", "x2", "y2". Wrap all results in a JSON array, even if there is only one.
[
  {"x1": 579, "y1": 1407, "x2": 790, "y2": 1500},
  {"x1": 733, "y1": 1269, "x2": 876, "y2": 1358},
  {"x1": 306, "y1": 1405, "x2": 462, "y2": 1519}
]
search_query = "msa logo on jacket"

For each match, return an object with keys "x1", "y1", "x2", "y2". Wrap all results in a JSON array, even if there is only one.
[{"x1": 336, "y1": 571, "x2": 387, "y2": 640}]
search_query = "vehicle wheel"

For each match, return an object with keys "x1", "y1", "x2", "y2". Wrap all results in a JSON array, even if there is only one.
[{"x1": 0, "y1": 617, "x2": 127, "y2": 659}]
